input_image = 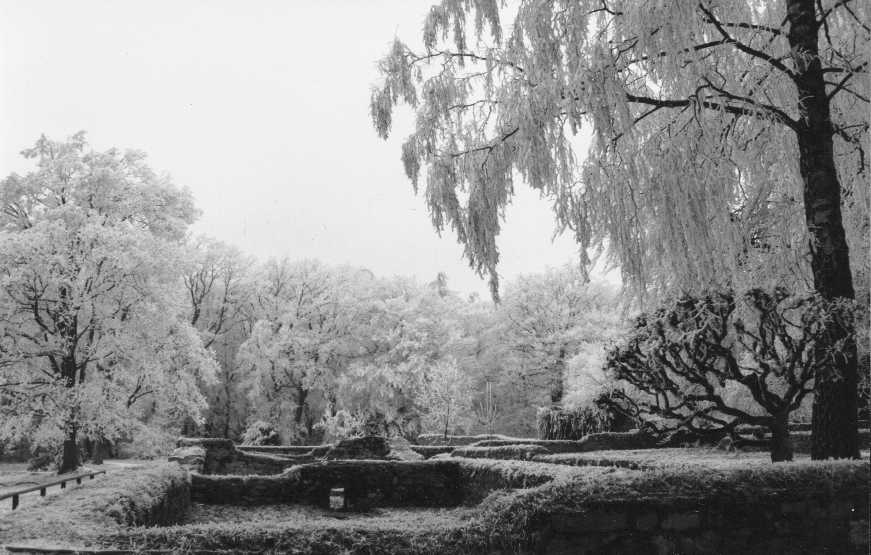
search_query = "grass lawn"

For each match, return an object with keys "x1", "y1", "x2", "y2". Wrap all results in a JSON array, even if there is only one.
[{"x1": 0, "y1": 459, "x2": 151, "y2": 517}]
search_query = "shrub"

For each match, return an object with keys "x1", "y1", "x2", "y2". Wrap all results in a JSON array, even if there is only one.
[
  {"x1": 115, "y1": 424, "x2": 177, "y2": 460},
  {"x1": 241, "y1": 420, "x2": 281, "y2": 446},
  {"x1": 474, "y1": 459, "x2": 869, "y2": 553},
  {"x1": 536, "y1": 405, "x2": 613, "y2": 440},
  {"x1": 26, "y1": 445, "x2": 59, "y2": 471}
]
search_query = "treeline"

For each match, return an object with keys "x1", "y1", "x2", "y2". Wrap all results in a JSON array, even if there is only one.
[
  {"x1": 0, "y1": 134, "x2": 623, "y2": 471},
  {"x1": 186, "y1": 253, "x2": 623, "y2": 446},
  {"x1": 6, "y1": 134, "x2": 860, "y2": 471}
]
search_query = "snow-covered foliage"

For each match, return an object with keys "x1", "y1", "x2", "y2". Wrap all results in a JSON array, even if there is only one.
[
  {"x1": 493, "y1": 265, "x2": 625, "y2": 424},
  {"x1": 371, "y1": 0, "x2": 869, "y2": 304},
  {"x1": 0, "y1": 133, "x2": 216, "y2": 469}
]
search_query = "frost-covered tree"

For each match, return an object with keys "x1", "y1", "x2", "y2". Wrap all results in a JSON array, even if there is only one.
[
  {"x1": 185, "y1": 237, "x2": 253, "y2": 351},
  {"x1": 0, "y1": 133, "x2": 216, "y2": 472},
  {"x1": 184, "y1": 237, "x2": 255, "y2": 438},
  {"x1": 238, "y1": 260, "x2": 364, "y2": 443},
  {"x1": 604, "y1": 289, "x2": 856, "y2": 462},
  {"x1": 495, "y1": 266, "x2": 622, "y2": 406},
  {"x1": 371, "y1": 0, "x2": 868, "y2": 459},
  {"x1": 335, "y1": 275, "x2": 470, "y2": 438},
  {"x1": 416, "y1": 358, "x2": 474, "y2": 439}
]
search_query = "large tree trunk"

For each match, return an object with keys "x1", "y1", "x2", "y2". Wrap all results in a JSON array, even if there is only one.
[
  {"x1": 787, "y1": 0, "x2": 859, "y2": 460},
  {"x1": 769, "y1": 412, "x2": 794, "y2": 463},
  {"x1": 58, "y1": 351, "x2": 82, "y2": 474},
  {"x1": 293, "y1": 386, "x2": 309, "y2": 444},
  {"x1": 58, "y1": 427, "x2": 80, "y2": 474}
]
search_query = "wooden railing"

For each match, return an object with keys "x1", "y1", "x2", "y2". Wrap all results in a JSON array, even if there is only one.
[{"x1": 0, "y1": 469, "x2": 106, "y2": 510}]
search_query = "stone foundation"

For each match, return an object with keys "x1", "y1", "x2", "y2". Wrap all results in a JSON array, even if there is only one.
[
  {"x1": 175, "y1": 438, "x2": 300, "y2": 475},
  {"x1": 535, "y1": 492, "x2": 869, "y2": 554},
  {"x1": 190, "y1": 460, "x2": 466, "y2": 509}
]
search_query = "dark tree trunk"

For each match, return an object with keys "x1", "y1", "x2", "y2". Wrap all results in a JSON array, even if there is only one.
[
  {"x1": 443, "y1": 404, "x2": 451, "y2": 441},
  {"x1": 58, "y1": 350, "x2": 82, "y2": 473},
  {"x1": 786, "y1": 0, "x2": 859, "y2": 460},
  {"x1": 293, "y1": 386, "x2": 309, "y2": 444},
  {"x1": 770, "y1": 412, "x2": 794, "y2": 463},
  {"x1": 293, "y1": 387, "x2": 308, "y2": 425},
  {"x1": 91, "y1": 437, "x2": 110, "y2": 465},
  {"x1": 181, "y1": 416, "x2": 200, "y2": 437},
  {"x1": 58, "y1": 427, "x2": 80, "y2": 474},
  {"x1": 549, "y1": 347, "x2": 566, "y2": 404},
  {"x1": 222, "y1": 375, "x2": 233, "y2": 439}
]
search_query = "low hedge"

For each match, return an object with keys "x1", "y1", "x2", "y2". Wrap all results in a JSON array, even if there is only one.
[
  {"x1": 109, "y1": 519, "x2": 486, "y2": 554},
  {"x1": 473, "y1": 459, "x2": 869, "y2": 553},
  {"x1": 470, "y1": 439, "x2": 585, "y2": 453},
  {"x1": 536, "y1": 447, "x2": 846, "y2": 470},
  {"x1": 238, "y1": 445, "x2": 321, "y2": 456},
  {"x1": 192, "y1": 460, "x2": 468, "y2": 509},
  {"x1": 115, "y1": 459, "x2": 869, "y2": 553},
  {"x1": 189, "y1": 458, "x2": 578, "y2": 508},
  {"x1": 0, "y1": 462, "x2": 189, "y2": 548},
  {"x1": 415, "y1": 434, "x2": 511, "y2": 446},
  {"x1": 451, "y1": 445, "x2": 550, "y2": 461},
  {"x1": 106, "y1": 459, "x2": 596, "y2": 554},
  {"x1": 6, "y1": 456, "x2": 867, "y2": 554},
  {"x1": 469, "y1": 430, "x2": 655, "y2": 454},
  {"x1": 411, "y1": 445, "x2": 455, "y2": 458},
  {"x1": 790, "y1": 429, "x2": 870, "y2": 454}
]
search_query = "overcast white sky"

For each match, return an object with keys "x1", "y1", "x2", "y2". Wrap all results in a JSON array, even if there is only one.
[{"x1": 1, "y1": 0, "x2": 610, "y2": 299}]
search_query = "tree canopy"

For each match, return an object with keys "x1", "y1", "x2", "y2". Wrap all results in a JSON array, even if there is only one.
[
  {"x1": 371, "y1": 0, "x2": 868, "y2": 459},
  {"x1": 0, "y1": 133, "x2": 216, "y2": 471},
  {"x1": 371, "y1": 0, "x2": 868, "y2": 302}
]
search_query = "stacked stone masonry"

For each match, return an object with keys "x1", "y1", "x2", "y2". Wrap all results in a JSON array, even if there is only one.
[{"x1": 539, "y1": 493, "x2": 869, "y2": 554}]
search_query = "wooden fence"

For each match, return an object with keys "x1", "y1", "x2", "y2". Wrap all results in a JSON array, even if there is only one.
[{"x1": 0, "y1": 469, "x2": 106, "y2": 510}]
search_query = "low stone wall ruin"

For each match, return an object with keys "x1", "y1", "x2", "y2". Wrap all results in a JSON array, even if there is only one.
[
  {"x1": 190, "y1": 460, "x2": 466, "y2": 509},
  {"x1": 175, "y1": 438, "x2": 300, "y2": 475},
  {"x1": 537, "y1": 489, "x2": 868, "y2": 553}
]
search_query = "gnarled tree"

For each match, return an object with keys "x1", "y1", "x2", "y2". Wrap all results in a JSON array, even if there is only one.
[
  {"x1": 371, "y1": 0, "x2": 868, "y2": 458},
  {"x1": 604, "y1": 289, "x2": 856, "y2": 461}
]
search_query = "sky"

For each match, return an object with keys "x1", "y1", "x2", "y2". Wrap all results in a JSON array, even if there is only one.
[{"x1": 0, "y1": 0, "x2": 610, "y2": 299}]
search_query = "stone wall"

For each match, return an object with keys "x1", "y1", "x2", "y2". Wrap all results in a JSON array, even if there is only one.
[
  {"x1": 190, "y1": 473, "x2": 300, "y2": 505},
  {"x1": 457, "y1": 460, "x2": 556, "y2": 504},
  {"x1": 416, "y1": 433, "x2": 509, "y2": 446},
  {"x1": 237, "y1": 445, "x2": 319, "y2": 456},
  {"x1": 190, "y1": 460, "x2": 466, "y2": 509},
  {"x1": 537, "y1": 491, "x2": 868, "y2": 554},
  {"x1": 452, "y1": 444, "x2": 550, "y2": 461},
  {"x1": 411, "y1": 445, "x2": 455, "y2": 458},
  {"x1": 176, "y1": 437, "x2": 298, "y2": 475},
  {"x1": 471, "y1": 430, "x2": 655, "y2": 454}
]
